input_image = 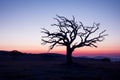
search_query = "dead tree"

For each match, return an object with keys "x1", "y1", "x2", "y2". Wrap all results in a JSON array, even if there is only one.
[{"x1": 41, "y1": 15, "x2": 107, "y2": 64}]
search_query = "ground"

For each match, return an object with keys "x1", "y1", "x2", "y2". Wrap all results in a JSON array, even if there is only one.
[{"x1": 0, "y1": 51, "x2": 120, "y2": 80}]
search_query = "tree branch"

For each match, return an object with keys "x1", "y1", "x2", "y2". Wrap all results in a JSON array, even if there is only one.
[{"x1": 41, "y1": 15, "x2": 107, "y2": 51}]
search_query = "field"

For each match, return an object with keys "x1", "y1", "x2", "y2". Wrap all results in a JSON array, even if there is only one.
[{"x1": 0, "y1": 51, "x2": 120, "y2": 80}]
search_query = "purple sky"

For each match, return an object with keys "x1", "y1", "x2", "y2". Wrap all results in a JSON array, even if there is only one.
[{"x1": 0, "y1": 0, "x2": 120, "y2": 55}]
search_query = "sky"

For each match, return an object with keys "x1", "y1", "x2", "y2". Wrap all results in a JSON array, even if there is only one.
[{"x1": 0, "y1": 0, "x2": 120, "y2": 56}]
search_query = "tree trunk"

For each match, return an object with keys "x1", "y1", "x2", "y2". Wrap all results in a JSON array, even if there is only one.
[{"x1": 66, "y1": 46, "x2": 73, "y2": 64}]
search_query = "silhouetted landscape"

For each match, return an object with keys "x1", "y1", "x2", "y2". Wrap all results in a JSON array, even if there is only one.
[
  {"x1": 0, "y1": 50, "x2": 120, "y2": 80},
  {"x1": 1, "y1": 0, "x2": 120, "y2": 80}
]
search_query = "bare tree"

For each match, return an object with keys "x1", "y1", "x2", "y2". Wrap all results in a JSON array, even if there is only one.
[{"x1": 41, "y1": 15, "x2": 107, "y2": 64}]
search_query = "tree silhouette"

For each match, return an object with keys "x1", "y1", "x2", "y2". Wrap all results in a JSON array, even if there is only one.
[{"x1": 41, "y1": 15, "x2": 107, "y2": 64}]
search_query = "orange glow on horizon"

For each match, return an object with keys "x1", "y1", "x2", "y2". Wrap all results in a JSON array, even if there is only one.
[
  {"x1": 0, "y1": 44, "x2": 120, "y2": 56},
  {"x1": 0, "y1": 46, "x2": 120, "y2": 53}
]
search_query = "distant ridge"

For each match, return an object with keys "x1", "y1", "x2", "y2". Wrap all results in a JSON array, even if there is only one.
[
  {"x1": 0, "y1": 50, "x2": 66, "y2": 57},
  {"x1": 0, "y1": 50, "x2": 24, "y2": 55},
  {"x1": 0, "y1": 50, "x2": 66, "y2": 61},
  {"x1": 0, "y1": 50, "x2": 120, "y2": 62}
]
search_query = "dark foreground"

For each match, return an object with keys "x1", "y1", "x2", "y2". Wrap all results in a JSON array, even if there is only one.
[{"x1": 0, "y1": 51, "x2": 120, "y2": 80}]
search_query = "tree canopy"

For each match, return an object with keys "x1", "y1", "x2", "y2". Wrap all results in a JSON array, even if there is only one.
[{"x1": 41, "y1": 15, "x2": 108, "y2": 64}]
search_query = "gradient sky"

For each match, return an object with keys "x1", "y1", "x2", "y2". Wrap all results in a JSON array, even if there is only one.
[{"x1": 0, "y1": 0, "x2": 120, "y2": 56}]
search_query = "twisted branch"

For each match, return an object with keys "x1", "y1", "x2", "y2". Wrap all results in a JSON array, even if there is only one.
[{"x1": 41, "y1": 15, "x2": 108, "y2": 51}]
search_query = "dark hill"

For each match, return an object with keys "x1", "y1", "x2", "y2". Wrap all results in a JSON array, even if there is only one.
[
  {"x1": 0, "y1": 50, "x2": 66, "y2": 61},
  {"x1": 0, "y1": 50, "x2": 109, "y2": 62},
  {"x1": 0, "y1": 50, "x2": 120, "y2": 80},
  {"x1": 0, "y1": 50, "x2": 24, "y2": 55},
  {"x1": 0, "y1": 50, "x2": 118, "y2": 62},
  {"x1": 0, "y1": 50, "x2": 10, "y2": 55}
]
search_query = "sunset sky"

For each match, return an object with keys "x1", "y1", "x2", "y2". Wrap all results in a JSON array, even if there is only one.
[{"x1": 0, "y1": 0, "x2": 120, "y2": 56}]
